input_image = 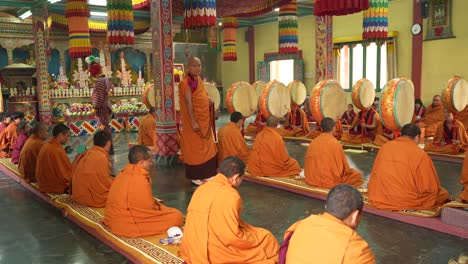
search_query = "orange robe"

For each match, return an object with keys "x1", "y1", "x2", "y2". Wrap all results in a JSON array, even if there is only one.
[
  {"x1": 248, "y1": 127, "x2": 302, "y2": 177},
  {"x1": 179, "y1": 76, "x2": 218, "y2": 179},
  {"x1": 137, "y1": 113, "x2": 156, "y2": 146},
  {"x1": 457, "y1": 106, "x2": 468, "y2": 133},
  {"x1": 246, "y1": 112, "x2": 266, "y2": 134},
  {"x1": 305, "y1": 133, "x2": 363, "y2": 188},
  {"x1": 180, "y1": 174, "x2": 279, "y2": 264},
  {"x1": 307, "y1": 121, "x2": 343, "y2": 140},
  {"x1": 104, "y1": 164, "x2": 183, "y2": 237},
  {"x1": 18, "y1": 135, "x2": 46, "y2": 182},
  {"x1": 284, "y1": 213, "x2": 375, "y2": 264},
  {"x1": 71, "y1": 146, "x2": 113, "y2": 207},
  {"x1": 341, "y1": 109, "x2": 380, "y2": 144},
  {"x1": 373, "y1": 126, "x2": 399, "y2": 147},
  {"x1": 217, "y1": 122, "x2": 250, "y2": 164},
  {"x1": 277, "y1": 108, "x2": 310, "y2": 137},
  {"x1": 368, "y1": 137, "x2": 451, "y2": 210},
  {"x1": 424, "y1": 120, "x2": 468, "y2": 154},
  {"x1": 36, "y1": 138, "x2": 72, "y2": 193},
  {"x1": 459, "y1": 151, "x2": 468, "y2": 202},
  {"x1": 0, "y1": 122, "x2": 18, "y2": 158},
  {"x1": 417, "y1": 104, "x2": 444, "y2": 137}
]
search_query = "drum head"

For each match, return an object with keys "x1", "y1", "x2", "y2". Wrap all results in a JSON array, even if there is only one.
[
  {"x1": 228, "y1": 82, "x2": 258, "y2": 117},
  {"x1": 205, "y1": 82, "x2": 220, "y2": 111},
  {"x1": 352, "y1": 79, "x2": 375, "y2": 110},
  {"x1": 312, "y1": 80, "x2": 346, "y2": 122},
  {"x1": 380, "y1": 78, "x2": 415, "y2": 130},
  {"x1": 288, "y1": 80, "x2": 307, "y2": 105},
  {"x1": 446, "y1": 77, "x2": 468, "y2": 112},
  {"x1": 262, "y1": 81, "x2": 290, "y2": 118},
  {"x1": 253, "y1": 81, "x2": 267, "y2": 98},
  {"x1": 142, "y1": 83, "x2": 155, "y2": 108}
]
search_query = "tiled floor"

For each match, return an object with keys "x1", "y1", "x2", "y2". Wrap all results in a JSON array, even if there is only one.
[{"x1": 0, "y1": 113, "x2": 466, "y2": 264}]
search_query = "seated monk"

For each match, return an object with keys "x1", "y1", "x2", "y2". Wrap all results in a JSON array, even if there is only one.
[
  {"x1": 373, "y1": 125, "x2": 400, "y2": 147},
  {"x1": 11, "y1": 121, "x2": 30, "y2": 164},
  {"x1": 416, "y1": 95, "x2": 444, "y2": 137},
  {"x1": 458, "y1": 152, "x2": 468, "y2": 203},
  {"x1": 305, "y1": 118, "x2": 363, "y2": 188},
  {"x1": 245, "y1": 111, "x2": 266, "y2": 134},
  {"x1": 137, "y1": 106, "x2": 156, "y2": 146},
  {"x1": 277, "y1": 102, "x2": 310, "y2": 137},
  {"x1": 307, "y1": 119, "x2": 343, "y2": 140},
  {"x1": 424, "y1": 109, "x2": 468, "y2": 155},
  {"x1": 217, "y1": 111, "x2": 250, "y2": 164},
  {"x1": 368, "y1": 124, "x2": 451, "y2": 210},
  {"x1": 18, "y1": 122, "x2": 49, "y2": 182},
  {"x1": 104, "y1": 145, "x2": 183, "y2": 237},
  {"x1": 0, "y1": 112, "x2": 24, "y2": 158},
  {"x1": 71, "y1": 131, "x2": 113, "y2": 207},
  {"x1": 341, "y1": 103, "x2": 356, "y2": 125},
  {"x1": 180, "y1": 157, "x2": 279, "y2": 263},
  {"x1": 341, "y1": 98, "x2": 380, "y2": 144},
  {"x1": 36, "y1": 124, "x2": 72, "y2": 193},
  {"x1": 456, "y1": 105, "x2": 468, "y2": 133},
  {"x1": 413, "y1": 99, "x2": 426, "y2": 122},
  {"x1": 302, "y1": 96, "x2": 314, "y2": 122},
  {"x1": 284, "y1": 184, "x2": 375, "y2": 263},
  {"x1": 248, "y1": 116, "x2": 302, "y2": 177},
  {"x1": 0, "y1": 113, "x2": 11, "y2": 134}
]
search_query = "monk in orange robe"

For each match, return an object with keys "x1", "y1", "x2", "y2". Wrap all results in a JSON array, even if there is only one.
[
  {"x1": 341, "y1": 98, "x2": 380, "y2": 144},
  {"x1": 305, "y1": 118, "x2": 363, "y2": 188},
  {"x1": 217, "y1": 111, "x2": 250, "y2": 164},
  {"x1": 180, "y1": 157, "x2": 279, "y2": 263},
  {"x1": 368, "y1": 124, "x2": 451, "y2": 210},
  {"x1": 71, "y1": 131, "x2": 113, "y2": 207},
  {"x1": 424, "y1": 109, "x2": 468, "y2": 155},
  {"x1": 178, "y1": 57, "x2": 217, "y2": 185},
  {"x1": 284, "y1": 184, "x2": 375, "y2": 263},
  {"x1": 277, "y1": 102, "x2": 310, "y2": 137},
  {"x1": 18, "y1": 122, "x2": 49, "y2": 182},
  {"x1": 137, "y1": 106, "x2": 156, "y2": 146},
  {"x1": 104, "y1": 145, "x2": 183, "y2": 237},
  {"x1": 36, "y1": 124, "x2": 72, "y2": 193},
  {"x1": 0, "y1": 113, "x2": 11, "y2": 134},
  {"x1": 245, "y1": 110, "x2": 266, "y2": 134},
  {"x1": 307, "y1": 120, "x2": 343, "y2": 140},
  {"x1": 0, "y1": 112, "x2": 24, "y2": 158},
  {"x1": 457, "y1": 105, "x2": 468, "y2": 133},
  {"x1": 373, "y1": 125, "x2": 400, "y2": 147},
  {"x1": 248, "y1": 116, "x2": 302, "y2": 177},
  {"x1": 458, "y1": 151, "x2": 468, "y2": 202},
  {"x1": 416, "y1": 95, "x2": 444, "y2": 137}
]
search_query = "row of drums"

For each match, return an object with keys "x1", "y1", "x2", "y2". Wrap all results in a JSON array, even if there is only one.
[{"x1": 142, "y1": 76, "x2": 468, "y2": 131}]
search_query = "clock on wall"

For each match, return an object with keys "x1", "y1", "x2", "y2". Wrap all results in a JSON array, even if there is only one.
[{"x1": 411, "y1": 23, "x2": 422, "y2": 35}]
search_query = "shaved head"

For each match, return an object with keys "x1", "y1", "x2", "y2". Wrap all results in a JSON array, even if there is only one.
[
  {"x1": 266, "y1": 116, "x2": 278, "y2": 127},
  {"x1": 187, "y1": 57, "x2": 202, "y2": 76},
  {"x1": 320, "y1": 117, "x2": 336, "y2": 133},
  {"x1": 188, "y1": 57, "x2": 201, "y2": 66}
]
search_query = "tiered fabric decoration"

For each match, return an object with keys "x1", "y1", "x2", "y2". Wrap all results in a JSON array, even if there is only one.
[
  {"x1": 222, "y1": 17, "x2": 238, "y2": 61},
  {"x1": 107, "y1": 0, "x2": 135, "y2": 48},
  {"x1": 65, "y1": 0, "x2": 91, "y2": 58},
  {"x1": 278, "y1": 0, "x2": 298, "y2": 53},
  {"x1": 362, "y1": 0, "x2": 389, "y2": 40},
  {"x1": 183, "y1": 0, "x2": 217, "y2": 29},
  {"x1": 314, "y1": 0, "x2": 369, "y2": 16}
]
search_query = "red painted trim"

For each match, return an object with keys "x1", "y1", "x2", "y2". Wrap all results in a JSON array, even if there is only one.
[
  {"x1": 412, "y1": 0, "x2": 423, "y2": 99},
  {"x1": 248, "y1": 26, "x2": 255, "y2": 83}
]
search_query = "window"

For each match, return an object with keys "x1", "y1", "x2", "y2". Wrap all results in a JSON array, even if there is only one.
[
  {"x1": 336, "y1": 40, "x2": 392, "y2": 91},
  {"x1": 270, "y1": 59, "x2": 294, "y2": 85}
]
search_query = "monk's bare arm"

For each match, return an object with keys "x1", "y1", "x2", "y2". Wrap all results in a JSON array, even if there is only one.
[
  {"x1": 184, "y1": 88, "x2": 200, "y2": 132},
  {"x1": 363, "y1": 115, "x2": 377, "y2": 129}
]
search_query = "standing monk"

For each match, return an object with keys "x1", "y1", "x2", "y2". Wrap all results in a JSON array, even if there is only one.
[
  {"x1": 304, "y1": 118, "x2": 363, "y2": 189},
  {"x1": 217, "y1": 112, "x2": 251, "y2": 164},
  {"x1": 277, "y1": 102, "x2": 310, "y2": 137},
  {"x1": 0, "y1": 112, "x2": 24, "y2": 158},
  {"x1": 71, "y1": 131, "x2": 113, "y2": 207},
  {"x1": 180, "y1": 157, "x2": 279, "y2": 263},
  {"x1": 36, "y1": 124, "x2": 72, "y2": 193},
  {"x1": 368, "y1": 124, "x2": 451, "y2": 210},
  {"x1": 248, "y1": 116, "x2": 302, "y2": 177},
  {"x1": 90, "y1": 61, "x2": 114, "y2": 154},
  {"x1": 416, "y1": 95, "x2": 444, "y2": 137},
  {"x1": 137, "y1": 106, "x2": 156, "y2": 146},
  {"x1": 178, "y1": 57, "x2": 217, "y2": 185},
  {"x1": 18, "y1": 122, "x2": 49, "y2": 182},
  {"x1": 104, "y1": 145, "x2": 184, "y2": 237},
  {"x1": 284, "y1": 184, "x2": 375, "y2": 263},
  {"x1": 424, "y1": 109, "x2": 468, "y2": 154}
]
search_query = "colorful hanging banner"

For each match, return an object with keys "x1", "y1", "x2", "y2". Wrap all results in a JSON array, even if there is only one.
[
  {"x1": 65, "y1": 0, "x2": 91, "y2": 58},
  {"x1": 107, "y1": 0, "x2": 135, "y2": 48},
  {"x1": 362, "y1": 0, "x2": 389, "y2": 40},
  {"x1": 314, "y1": 0, "x2": 369, "y2": 16},
  {"x1": 279, "y1": 0, "x2": 298, "y2": 53},
  {"x1": 222, "y1": 17, "x2": 238, "y2": 61},
  {"x1": 183, "y1": 0, "x2": 217, "y2": 29}
]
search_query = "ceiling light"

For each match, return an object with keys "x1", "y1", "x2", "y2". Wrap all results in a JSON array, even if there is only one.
[
  {"x1": 90, "y1": 11, "x2": 107, "y2": 17},
  {"x1": 274, "y1": 7, "x2": 280, "y2": 12},
  {"x1": 19, "y1": 11, "x2": 32, "y2": 20},
  {"x1": 48, "y1": 0, "x2": 61, "y2": 3},
  {"x1": 88, "y1": 0, "x2": 107, "y2": 6},
  {"x1": 218, "y1": 22, "x2": 222, "y2": 26}
]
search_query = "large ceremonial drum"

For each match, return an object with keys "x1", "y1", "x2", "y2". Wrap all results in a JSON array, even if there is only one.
[
  {"x1": 288, "y1": 80, "x2": 307, "y2": 105},
  {"x1": 441, "y1": 76, "x2": 468, "y2": 114},
  {"x1": 352, "y1": 78, "x2": 376, "y2": 110},
  {"x1": 205, "y1": 82, "x2": 220, "y2": 111},
  {"x1": 310, "y1": 79, "x2": 346, "y2": 122},
  {"x1": 379, "y1": 78, "x2": 415, "y2": 131},
  {"x1": 226, "y1": 81, "x2": 258, "y2": 117},
  {"x1": 252, "y1": 81, "x2": 267, "y2": 98},
  {"x1": 142, "y1": 83, "x2": 155, "y2": 108},
  {"x1": 259, "y1": 80, "x2": 291, "y2": 118}
]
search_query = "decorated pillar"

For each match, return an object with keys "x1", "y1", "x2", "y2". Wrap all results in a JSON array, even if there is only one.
[
  {"x1": 6, "y1": 48, "x2": 13, "y2": 65},
  {"x1": 150, "y1": 0, "x2": 178, "y2": 159},
  {"x1": 315, "y1": 16, "x2": 333, "y2": 83},
  {"x1": 32, "y1": 6, "x2": 52, "y2": 124}
]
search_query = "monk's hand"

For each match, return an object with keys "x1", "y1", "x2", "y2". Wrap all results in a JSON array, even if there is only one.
[
  {"x1": 191, "y1": 121, "x2": 201, "y2": 132},
  {"x1": 360, "y1": 122, "x2": 366, "y2": 128},
  {"x1": 452, "y1": 140, "x2": 460, "y2": 145}
]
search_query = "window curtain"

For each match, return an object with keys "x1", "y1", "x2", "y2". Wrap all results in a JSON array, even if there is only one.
[
  {"x1": 386, "y1": 38, "x2": 397, "y2": 79},
  {"x1": 332, "y1": 45, "x2": 340, "y2": 80}
]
